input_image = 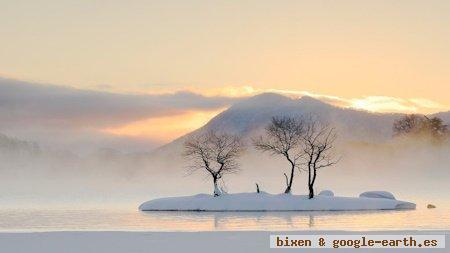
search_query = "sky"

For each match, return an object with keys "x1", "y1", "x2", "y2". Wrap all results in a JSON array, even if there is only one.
[{"x1": 1, "y1": 0, "x2": 449, "y2": 147}]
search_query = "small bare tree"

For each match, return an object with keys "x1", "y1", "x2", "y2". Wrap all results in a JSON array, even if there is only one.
[
  {"x1": 253, "y1": 116, "x2": 305, "y2": 194},
  {"x1": 303, "y1": 119, "x2": 338, "y2": 199},
  {"x1": 184, "y1": 131, "x2": 244, "y2": 196}
]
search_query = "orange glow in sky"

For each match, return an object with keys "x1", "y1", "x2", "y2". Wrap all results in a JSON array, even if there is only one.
[{"x1": 102, "y1": 108, "x2": 227, "y2": 142}]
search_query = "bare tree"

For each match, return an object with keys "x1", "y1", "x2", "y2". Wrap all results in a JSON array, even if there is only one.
[
  {"x1": 302, "y1": 119, "x2": 338, "y2": 199},
  {"x1": 393, "y1": 114, "x2": 423, "y2": 136},
  {"x1": 253, "y1": 116, "x2": 305, "y2": 194},
  {"x1": 184, "y1": 131, "x2": 245, "y2": 196}
]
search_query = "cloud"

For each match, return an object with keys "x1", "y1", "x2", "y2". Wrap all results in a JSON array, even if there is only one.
[
  {"x1": 346, "y1": 96, "x2": 446, "y2": 114},
  {"x1": 2, "y1": 78, "x2": 445, "y2": 132},
  {"x1": 348, "y1": 96, "x2": 414, "y2": 113},
  {"x1": 0, "y1": 78, "x2": 239, "y2": 152},
  {"x1": 193, "y1": 86, "x2": 447, "y2": 114},
  {"x1": 0, "y1": 77, "x2": 237, "y2": 129}
]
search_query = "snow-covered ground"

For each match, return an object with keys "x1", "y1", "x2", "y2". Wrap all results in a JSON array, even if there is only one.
[
  {"x1": 1, "y1": 231, "x2": 447, "y2": 253},
  {"x1": 139, "y1": 192, "x2": 415, "y2": 211}
]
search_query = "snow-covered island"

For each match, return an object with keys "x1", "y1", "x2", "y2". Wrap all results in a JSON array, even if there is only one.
[
  {"x1": 139, "y1": 191, "x2": 416, "y2": 211},
  {"x1": 140, "y1": 114, "x2": 417, "y2": 213}
]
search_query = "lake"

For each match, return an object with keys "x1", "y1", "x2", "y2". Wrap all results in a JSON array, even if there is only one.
[{"x1": 1, "y1": 200, "x2": 449, "y2": 232}]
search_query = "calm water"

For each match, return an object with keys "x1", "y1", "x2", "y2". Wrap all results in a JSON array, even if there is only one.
[{"x1": 1, "y1": 201, "x2": 449, "y2": 232}]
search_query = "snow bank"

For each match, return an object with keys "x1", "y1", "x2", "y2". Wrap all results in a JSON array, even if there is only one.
[
  {"x1": 318, "y1": 190, "x2": 334, "y2": 197},
  {"x1": 359, "y1": 191, "x2": 396, "y2": 200},
  {"x1": 139, "y1": 192, "x2": 415, "y2": 211}
]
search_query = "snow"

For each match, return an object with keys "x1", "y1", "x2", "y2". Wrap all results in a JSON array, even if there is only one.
[
  {"x1": 139, "y1": 192, "x2": 415, "y2": 211},
  {"x1": 318, "y1": 190, "x2": 334, "y2": 196},
  {"x1": 214, "y1": 184, "x2": 222, "y2": 196},
  {"x1": 359, "y1": 191, "x2": 396, "y2": 200},
  {"x1": 1, "y1": 231, "x2": 447, "y2": 253}
]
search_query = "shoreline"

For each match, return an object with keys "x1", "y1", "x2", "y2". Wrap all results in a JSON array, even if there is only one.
[
  {"x1": 139, "y1": 192, "x2": 416, "y2": 211},
  {"x1": 2, "y1": 229, "x2": 450, "y2": 233},
  {"x1": 1, "y1": 230, "x2": 448, "y2": 253}
]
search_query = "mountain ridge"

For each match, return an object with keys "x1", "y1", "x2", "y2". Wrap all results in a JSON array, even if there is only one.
[{"x1": 154, "y1": 93, "x2": 450, "y2": 156}]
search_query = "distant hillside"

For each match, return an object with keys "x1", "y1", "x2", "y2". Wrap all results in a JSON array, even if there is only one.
[
  {"x1": 433, "y1": 111, "x2": 450, "y2": 124},
  {"x1": 153, "y1": 93, "x2": 450, "y2": 162},
  {"x1": 0, "y1": 133, "x2": 40, "y2": 155},
  {"x1": 155, "y1": 93, "x2": 402, "y2": 155},
  {"x1": 199, "y1": 93, "x2": 402, "y2": 141}
]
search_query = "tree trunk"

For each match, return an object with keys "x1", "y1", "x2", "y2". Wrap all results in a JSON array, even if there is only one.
[
  {"x1": 284, "y1": 185, "x2": 291, "y2": 194},
  {"x1": 308, "y1": 183, "x2": 314, "y2": 199},
  {"x1": 308, "y1": 169, "x2": 317, "y2": 199},
  {"x1": 307, "y1": 163, "x2": 312, "y2": 198},
  {"x1": 284, "y1": 163, "x2": 295, "y2": 194},
  {"x1": 213, "y1": 176, "x2": 221, "y2": 197}
]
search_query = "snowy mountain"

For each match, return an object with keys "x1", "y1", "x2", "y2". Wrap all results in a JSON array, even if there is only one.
[
  {"x1": 156, "y1": 93, "x2": 402, "y2": 154},
  {"x1": 201, "y1": 93, "x2": 401, "y2": 141},
  {"x1": 153, "y1": 92, "x2": 450, "y2": 164}
]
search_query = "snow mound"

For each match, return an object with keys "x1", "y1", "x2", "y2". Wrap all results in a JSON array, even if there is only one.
[
  {"x1": 318, "y1": 190, "x2": 334, "y2": 197},
  {"x1": 139, "y1": 192, "x2": 415, "y2": 211},
  {"x1": 359, "y1": 191, "x2": 396, "y2": 200}
]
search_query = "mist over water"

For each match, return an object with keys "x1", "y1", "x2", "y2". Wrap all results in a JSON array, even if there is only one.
[{"x1": 1, "y1": 136, "x2": 449, "y2": 209}]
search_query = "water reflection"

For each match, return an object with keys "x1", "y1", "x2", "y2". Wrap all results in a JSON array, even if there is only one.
[
  {"x1": 0, "y1": 207, "x2": 447, "y2": 232},
  {"x1": 309, "y1": 214, "x2": 314, "y2": 228},
  {"x1": 139, "y1": 209, "x2": 420, "y2": 231}
]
